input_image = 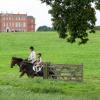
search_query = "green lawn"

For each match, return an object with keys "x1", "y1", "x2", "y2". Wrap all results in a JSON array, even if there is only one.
[{"x1": 0, "y1": 31, "x2": 100, "y2": 100}]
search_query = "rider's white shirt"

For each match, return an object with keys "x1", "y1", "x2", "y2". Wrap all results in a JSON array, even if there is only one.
[{"x1": 28, "y1": 51, "x2": 36, "y2": 63}]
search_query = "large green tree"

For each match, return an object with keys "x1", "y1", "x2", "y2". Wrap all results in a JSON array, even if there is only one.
[{"x1": 40, "y1": 0, "x2": 100, "y2": 44}]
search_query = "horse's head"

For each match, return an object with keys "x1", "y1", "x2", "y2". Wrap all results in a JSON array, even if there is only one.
[{"x1": 11, "y1": 57, "x2": 23, "y2": 68}]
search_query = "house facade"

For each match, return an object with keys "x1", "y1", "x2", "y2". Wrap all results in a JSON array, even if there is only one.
[{"x1": 0, "y1": 13, "x2": 35, "y2": 32}]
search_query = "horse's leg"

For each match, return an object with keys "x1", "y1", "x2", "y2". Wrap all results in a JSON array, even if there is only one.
[
  {"x1": 24, "y1": 71, "x2": 33, "y2": 78},
  {"x1": 29, "y1": 72, "x2": 35, "y2": 78},
  {"x1": 26, "y1": 71, "x2": 35, "y2": 78},
  {"x1": 31, "y1": 73, "x2": 35, "y2": 78},
  {"x1": 19, "y1": 72, "x2": 25, "y2": 78}
]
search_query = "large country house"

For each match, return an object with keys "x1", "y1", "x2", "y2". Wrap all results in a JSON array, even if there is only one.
[{"x1": 0, "y1": 13, "x2": 35, "y2": 32}]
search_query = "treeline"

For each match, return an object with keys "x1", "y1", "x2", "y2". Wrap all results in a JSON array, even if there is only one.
[
  {"x1": 37, "y1": 26, "x2": 54, "y2": 32},
  {"x1": 95, "y1": 26, "x2": 100, "y2": 30},
  {"x1": 36, "y1": 25, "x2": 100, "y2": 32}
]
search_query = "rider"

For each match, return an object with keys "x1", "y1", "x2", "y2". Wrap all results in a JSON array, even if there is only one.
[
  {"x1": 36, "y1": 53, "x2": 42, "y2": 66},
  {"x1": 33, "y1": 53, "x2": 43, "y2": 72},
  {"x1": 28, "y1": 46, "x2": 36, "y2": 64}
]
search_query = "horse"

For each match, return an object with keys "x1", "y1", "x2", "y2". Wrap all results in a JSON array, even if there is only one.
[
  {"x1": 11, "y1": 57, "x2": 35, "y2": 78},
  {"x1": 11, "y1": 57, "x2": 56, "y2": 79}
]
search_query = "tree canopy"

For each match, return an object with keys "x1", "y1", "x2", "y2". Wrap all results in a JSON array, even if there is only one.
[
  {"x1": 37, "y1": 25, "x2": 54, "y2": 31},
  {"x1": 40, "y1": 0, "x2": 100, "y2": 44}
]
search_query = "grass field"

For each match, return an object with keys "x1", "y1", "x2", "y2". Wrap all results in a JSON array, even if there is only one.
[{"x1": 0, "y1": 31, "x2": 100, "y2": 100}]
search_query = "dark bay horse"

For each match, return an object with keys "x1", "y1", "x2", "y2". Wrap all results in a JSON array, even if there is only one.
[
  {"x1": 11, "y1": 57, "x2": 35, "y2": 78},
  {"x1": 11, "y1": 57, "x2": 56, "y2": 78}
]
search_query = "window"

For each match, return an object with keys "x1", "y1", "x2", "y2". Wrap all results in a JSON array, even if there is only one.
[
  {"x1": 16, "y1": 16, "x2": 18, "y2": 20},
  {"x1": 16, "y1": 22, "x2": 23, "y2": 27},
  {"x1": 19, "y1": 16, "x2": 21, "y2": 20},
  {"x1": 23, "y1": 22, "x2": 26, "y2": 27},
  {"x1": 16, "y1": 22, "x2": 19, "y2": 27},
  {"x1": 16, "y1": 16, "x2": 21, "y2": 20},
  {"x1": 19, "y1": 22, "x2": 22, "y2": 27},
  {"x1": 18, "y1": 22, "x2": 20, "y2": 27}
]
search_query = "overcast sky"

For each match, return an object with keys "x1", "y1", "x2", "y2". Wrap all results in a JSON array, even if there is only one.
[{"x1": 0, "y1": 0, "x2": 100, "y2": 29}]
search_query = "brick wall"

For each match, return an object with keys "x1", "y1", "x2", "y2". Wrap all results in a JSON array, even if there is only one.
[{"x1": 27, "y1": 16, "x2": 35, "y2": 32}]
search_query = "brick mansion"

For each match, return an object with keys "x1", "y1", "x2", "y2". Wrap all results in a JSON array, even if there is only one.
[{"x1": 0, "y1": 13, "x2": 35, "y2": 32}]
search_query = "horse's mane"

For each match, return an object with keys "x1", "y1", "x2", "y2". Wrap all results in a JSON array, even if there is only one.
[{"x1": 12, "y1": 57, "x2": 23, "y2": 61}]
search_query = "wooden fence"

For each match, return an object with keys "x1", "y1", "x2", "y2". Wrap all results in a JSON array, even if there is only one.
[{"x1": 43, "y1": 63, "x2": 83, "y2": 82}]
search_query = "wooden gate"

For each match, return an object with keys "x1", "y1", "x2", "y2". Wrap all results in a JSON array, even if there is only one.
[{"x1": 43, "y1": 64, "x2": 83, "y2": 82}]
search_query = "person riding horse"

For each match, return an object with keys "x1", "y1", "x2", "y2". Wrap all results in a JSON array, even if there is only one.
[
  {"x1": 28, "y1": 46, "x2": 36, "y2": 64},
  {"x1": 27, "y1": 47, "x2": 43, "y2": 72},
  {"x1": 11, "y1": 57, "x2": 56, "y2": 78},
  {"x1": 10, "y1": 46, "x2": 56, "y2": 78},
  {"x1": 33, "y1": 53, "x2": 43, "y2": 72}
]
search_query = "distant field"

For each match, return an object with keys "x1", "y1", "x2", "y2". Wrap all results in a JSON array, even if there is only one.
[{"x1": 0, "y1": 31, "x2": 100, "y2": 100}]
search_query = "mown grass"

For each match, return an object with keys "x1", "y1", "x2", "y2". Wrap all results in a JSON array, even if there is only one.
[{"x1": 0, "y1": 31, "x2": 100, "y2": 100}]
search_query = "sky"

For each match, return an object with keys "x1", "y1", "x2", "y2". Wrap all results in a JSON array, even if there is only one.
[{"x1": 0, "y1": 0, "x2": 100, "y2": 30}]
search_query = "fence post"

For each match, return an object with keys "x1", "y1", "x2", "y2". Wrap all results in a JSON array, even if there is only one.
[{"x1": 43, "y1": 65, "x2": 49, "y2": 79}]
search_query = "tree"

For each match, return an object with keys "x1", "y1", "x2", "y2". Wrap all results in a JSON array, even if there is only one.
[
  {"x1": 95, "y1": 26, "x2": 100, "y2": 30},
  {"x1": 40, "y1": 0, "x2": 100, "y2": 44},
  {"x1": 37, "y1": 25, "x2": 54, "y2": 31}
]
